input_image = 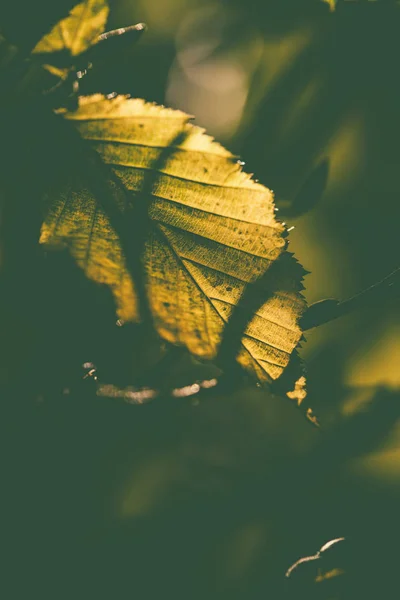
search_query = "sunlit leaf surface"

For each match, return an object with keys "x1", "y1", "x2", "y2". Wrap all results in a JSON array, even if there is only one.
[
  {"x1": 33, "y1": 0, "x2": 109, "y2": 57},
  {"x1": 40, "y1": 95, "x2": 307, "y2": 383}
]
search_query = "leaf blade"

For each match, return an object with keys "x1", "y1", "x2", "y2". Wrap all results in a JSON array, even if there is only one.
[{"x1": 41, "y1": 95, "x2": 308, "y2": 384}]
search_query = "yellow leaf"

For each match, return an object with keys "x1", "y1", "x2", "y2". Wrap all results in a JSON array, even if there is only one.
[
  {"x1": 33, "y1": 0, "x2": 109, "y2": 57},
  {"x1": 41, "y1": 95, "x2": 307, "y2": 384}
]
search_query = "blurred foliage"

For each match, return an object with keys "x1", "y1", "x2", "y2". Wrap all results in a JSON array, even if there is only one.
[{"x1": 1, "y1": 1, "x2": 400, "y2": 599}]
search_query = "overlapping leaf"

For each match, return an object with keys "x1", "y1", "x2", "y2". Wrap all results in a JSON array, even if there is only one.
[{"x1": 40, "y1": 94, "x2": 307, "y2": 383}]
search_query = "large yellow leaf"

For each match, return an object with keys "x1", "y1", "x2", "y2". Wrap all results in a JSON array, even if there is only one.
[
  {"x1": 32, "y1": 0, "x2": 109, "y2": 57},
  {"x1": 40, "y1": 95, "x2": 307, "y2": 383}
]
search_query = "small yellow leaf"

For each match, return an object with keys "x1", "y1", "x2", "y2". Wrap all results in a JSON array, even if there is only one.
[
  {"x1": 315, "y1": 567, "x2": 345, "y2": 582},
  {"x1": 33, "y1": 0, "x2": 109, "y2": 57},
  {"x1": 41, "y1": 95, "x2": 308, "y2": 385}
]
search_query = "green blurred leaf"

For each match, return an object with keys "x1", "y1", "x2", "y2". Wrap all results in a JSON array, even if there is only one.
[{"x1": 282, "y1": 159, "x2": 329, "y2": 218}]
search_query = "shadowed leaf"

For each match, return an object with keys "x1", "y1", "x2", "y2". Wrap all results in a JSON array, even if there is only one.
[{"x1": 40, "y1": 94, "x2": 308, "y2": 388}]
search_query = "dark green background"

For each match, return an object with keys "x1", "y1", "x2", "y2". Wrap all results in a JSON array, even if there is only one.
[{"x1": 1, "y1": 1, "x2": 400, "y2": 599}]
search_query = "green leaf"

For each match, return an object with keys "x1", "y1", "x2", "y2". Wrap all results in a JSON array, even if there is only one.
[
  {"x1": 32, "y1": 0, "x2": 109, "y2": 57},
  {"x1": 40, "y1": 95, "x2": 307, "y2": 385}
]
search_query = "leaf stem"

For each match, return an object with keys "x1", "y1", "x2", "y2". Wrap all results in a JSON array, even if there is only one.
[{"x1": 302, "y1": 266, "x2": 400, "y2": 330}]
